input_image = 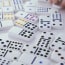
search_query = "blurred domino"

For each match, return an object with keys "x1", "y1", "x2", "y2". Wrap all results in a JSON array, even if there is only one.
[
  {"x1": 5, "y1": 49, "x2": 21, "y2": 61},
  {"x1": 36, "y1": 32, "x2": 55, "y2": 49},
  {"x1": 0, "y1": 38, "x2": 23, "y2": 51},
  {"x1": 2, "y1": 0, "x2": 11, "y2": 7},
  {"x1": 15, "y1": 18, "x2": 28, "y2": 27},
  {"x1": 2, "y1": 7, "x2": 14, "y2": 13},
  {"x1": 51, "y1": 11, "x2": 63, "y2": 29},
  {"x1": 23, "y1": 1, "x2": 37, "y2": 13},
  {"x1": 8, "y1": 27, "x2": 35, "y2": 41},
  {"x1": 3, "y1": 13, "x2": 14, "y2": 20},
  {"x1": 15, "y1": 11, "x2": 38, "y2": 23},
  {"x1": 0, "y1": 20, "x2": 13, "y2": 30},
  {"x1": 12, "y1": 0, "x2": 24, "y2": 11},
  {"x1": 39, "y1": 15, "x2": 52, "y2": 31}
]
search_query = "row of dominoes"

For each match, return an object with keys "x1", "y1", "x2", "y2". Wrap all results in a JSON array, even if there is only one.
[
  {"x1": 14, "y1": 11, "x2": 63, "y2": 32},
  {"x1": 39, "y1": 11, "x2": 63, "y2": 31}
]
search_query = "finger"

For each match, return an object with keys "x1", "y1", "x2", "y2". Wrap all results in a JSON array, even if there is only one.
[
  {"x1": 49, "y1": 0, "x2": 53, "y2": 3},
  {"x1": 60, "y1": 0, "x2": 65, "y2": 8},
  {"x1": 52, "y1": 0, "x2": 59, "y2": 4}
]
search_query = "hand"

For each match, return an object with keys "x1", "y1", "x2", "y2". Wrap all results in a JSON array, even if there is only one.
[{"x1": 49, "y1": 0, "x2": 65, "y2": 8}]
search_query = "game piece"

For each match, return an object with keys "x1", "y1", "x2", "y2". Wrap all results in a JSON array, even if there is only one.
[
  {"x1": 8, "y1": 27, "x2": 35, "y2": 41},
  {"x1": 39, "y1": 15, "x2": 51, "y2": 31},
  {"x1": 51, "y1": 49, "x2": 65, "y2": 63}
]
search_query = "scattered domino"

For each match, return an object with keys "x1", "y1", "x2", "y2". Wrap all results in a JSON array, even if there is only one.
[
  {"x1": 51, "y1": 11, "x2": 63, "y2": 29},
  {"x1": 12, "y1": 0, "x2": 24, "y2": 11},
  {"x1": 36, "y1": 6, "x2": 52, "y2": 14},
  {"x1": 36, "y1": 32, "x2": 55, "y2": 48},
  {"x1": 5, "y1": 49, "x2": 21, "y2": 61},
  {"x1": 15, "y1": 11, "x2": 38, "y2": 23},
  {"x1": 19, "y1": 53, "x2": 51, "y2": 65},
  {"x1": 23, "y1": 1, "x2": 37, "y2": 13},
  {"x1": 8, "y1": 27, "x2": 35, "y2": 41},
  {"x1": 21, "y1": 44, "x2": 52, "y2": 58},
  {"x1": 0, "y1": 38, "x2": 23, "y2": 51},
  {"x1": 50, "y1": 34, "x2": 65, "y2": 51},
  {"x1": 51, "y1": 49, "x2": 65, "y2": 63},
  {"x1": 3, "y1": 13, "x2": 14, "y2": 20},
  {"x1": 2, "y1": 7, "x2": 14, "y2": 13},
  {"x1": 14, "y1": 18, "x2": 28, "y2": 27},
  {"x1": 39, "y1": 15, "x2": 52, "y2": 31},
  {"x1": 0, "y1": 20, "x2": 13, "y2": 30}
]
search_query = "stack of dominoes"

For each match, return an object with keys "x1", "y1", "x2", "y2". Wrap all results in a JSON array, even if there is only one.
[{"x1": 0, "y1": 0, "x2": 65, "y2": 65}]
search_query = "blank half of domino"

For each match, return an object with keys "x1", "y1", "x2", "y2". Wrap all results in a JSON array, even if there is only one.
[
  {"x1": 8, "y1": 27, "x2": 35, "y2": 41},
  {"x1": 0, "y1": 20, "x2": 13, "y2": 30}
]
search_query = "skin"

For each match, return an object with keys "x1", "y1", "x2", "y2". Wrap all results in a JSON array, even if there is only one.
[{"x1": 49, "y1": 0, "x2": 65, "y2": 8}]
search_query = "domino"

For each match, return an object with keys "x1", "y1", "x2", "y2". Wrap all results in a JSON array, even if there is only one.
[
  {"x1": 0, "y1": 20, "x2": 13, "y2": 30},
  {"x1": 24, "y1": 6, "x2": 36, "y2": 13},
  {"x1": 2, "y1": 0, "x2": 11, "y2": 7},
  {"x1": 3, "y1": 13, "x2": 14, "y2": 20},
  {"x1": 8, "y1": 27, "x2": 35, "y2": 41},
  {"x1": 50, "y1": 34, "x2": 65, "y2": 51},
  {"x1": 2, "y1": 7, "x2": 14, "y2": 13},
  {"x1": 51, "y1": 49, "x2": 65, "y2": 63},
  {"x1": 19, "y1": 53, "x2": 51, "y2": 65},
  {"x1": 22, "y1": 45, "x2": 52, "y2": 58},
  {"x1": 36, "y1": 6, "x2": 52, "y2": 14},
  {"x1": 38, "y1": 0, "x2": 49, "y2": 3},
  {"x1": 15, "y1": 11, "x2": 28, "y2": 18},
  {"x1": 0, "y1": 38, "x2": 23, "y2": 51},
  {"x1": 8, "y1": 40, "x2": 23, "y2": 51},
  {"x1": 39, "y1": 15, "x2": 52, "y2": 31},
  {"x1": 14, "y1": 18, "x2": 28, "y2": 27},
  {"x1": 15, "y1": 11, "x2": 38, "y2": 23},
  {"x1": 0, "y1": 57, "x2": 12, "y2": 65},
  {"x1": 24, "y1": 13, "x2": 38, "y2": 23},
  {"x1": 0, "y1": 12, "x2": 3, "y2": 20},
  {"x1": 36, "y1": 32, "x2": 55, "y2": 49},
  {"x1": 23, "y1": 22, "x2": 38, "y2": 32},
  {"x1": 51, "y1": 11, "x2": 63, "y2": 29},
  {"x1": 0, "y1": 0, "x2": 2, "y2": 7},
  {"x1": 5, "y1": 49, "x2": 21, "y2": 61},
  {"x1": 23, "y1": 1, "x2": 37, "y2": 7},
  {"x1": 11, "y1": 61, "x2": 27, "y2": 65},
  {"x1": 12, "y1": 0, "x2": 24, "y2": 11}
]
